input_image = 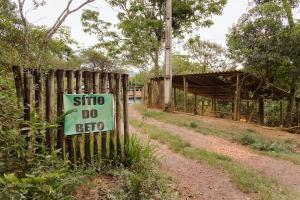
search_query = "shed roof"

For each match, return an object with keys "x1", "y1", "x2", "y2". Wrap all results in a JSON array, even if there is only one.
[{"x1": 151, "y1": 71, "x2": 292, "y2": 100}]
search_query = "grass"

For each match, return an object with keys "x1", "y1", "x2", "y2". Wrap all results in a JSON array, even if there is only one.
[
  {"x1": 130, "y1": 118, "x2": 300, "y2": 200},
  {"x1": 136, "y1": 104, "x2": 300, "y2": 165}
]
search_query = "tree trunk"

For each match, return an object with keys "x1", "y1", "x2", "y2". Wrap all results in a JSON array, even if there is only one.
[{"x1": 286, "y1": 77, "x2": 297, "y2": 127}]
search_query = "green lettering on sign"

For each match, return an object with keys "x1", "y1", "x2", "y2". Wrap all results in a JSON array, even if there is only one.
[{"x1": 63, "y1": 94, "x2": 114, "y2": 135}]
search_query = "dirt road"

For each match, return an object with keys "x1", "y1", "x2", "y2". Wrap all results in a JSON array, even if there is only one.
[
  {"x1": 129, "y1": 106, "x2": 300, "y2": 192},
  {"x1": 130, "y1": 126, "x2": 249, "y2": 200}
]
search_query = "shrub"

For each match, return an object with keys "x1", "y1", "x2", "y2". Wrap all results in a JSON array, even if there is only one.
[
  {"x1": 190, "y1": 122, "x2": 198, "y2": 128},
  {"x1": 240, "y1": 135, "x2": 256, "y2": 145}
]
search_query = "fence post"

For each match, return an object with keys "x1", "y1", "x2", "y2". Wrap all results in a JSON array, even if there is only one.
[
  {"x1": 122, "y1": 74, "x2": 129, "y2": 149},
  {"x1": 93, "y1": 72, "x2": 100, "y2": 160},
  {"x1": 56, "y1": 69, "x2": 65, "y2": 160},
  {"x1": 45, "y1": 70, "x2": 55, "y2": 151},
  {"x1": 66, "y1": 70, "x2": 75, "y2": 165},
  {"x1": 75, "y1": 70, "x2": 83, "y2": 163},
  {"x1": 108, "y1": 73, "x2": 116, "y2": 159},
  {"x1": 115, "y1": 74, "x2": 122, "y2": 158},
  {"x1": 23, "y1": 68, "x2": 34, "y2": 155},
  {"x1": 12, "y1": 66, "x2": 24, "y2": 108},
  {"x1": 83, "y1": 71, "x2": 92, "y2": 164},
  {"x1": 101, "y1": 73, "x2": 108, "y2": 158},
  {"x1": 33, "y1": 69, "x2": 43, "y2": 115}
]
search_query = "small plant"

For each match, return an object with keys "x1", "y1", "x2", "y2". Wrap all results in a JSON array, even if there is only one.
[
  {"x1": 190, "y1": 122, "x2": 198, "y2": 128},
  {"x1": 240, "y1": 135, "x2": 256, "y2": 145}
]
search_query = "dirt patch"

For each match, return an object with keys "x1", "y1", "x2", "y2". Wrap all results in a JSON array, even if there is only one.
[
  {"x1": 130, "y1": 106, "x2": 300, "y2": 192},
  {"x1": 130, "y1": 126, "x2": 249, "y2": 200},
  {"x1": 74, "y1": 175, "x2": 117, "y2": 200}
]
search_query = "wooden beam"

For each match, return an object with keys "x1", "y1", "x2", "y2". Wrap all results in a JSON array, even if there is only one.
[
  {"x1": 122, "y1": 74, "x2": 129, "y2": 150},
  {"x1": 173, "y1": 87, "x2": 177, "y2": 110},
  {"x1": 234, "y1": 74, "x2": 241, "y2": 121},
  {"x1": 280, "y1": 100, "x2": 283, "y2": 127},
  {"x1": 258, "y1": 95, "x2": 265, "y2": 126},
  {"x1": 296, "y1": 100, "x2": 299, "y2": 126},
  {"x1": 133, "y1": 83, "x2": 136, "y2": 103},
  {"x1": 183, "y1": 76, "x2": 188, "y2": 112},
  {"x1": 194, "y1": 94, "x2": 198, "y2": 115}
]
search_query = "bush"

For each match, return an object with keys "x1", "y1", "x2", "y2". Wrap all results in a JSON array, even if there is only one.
[
  {"x1": 190, "y1": 122, "x2": 198, "y2": 128},
  {"x1": 240, "y1": 135, "x2": 256, "y2": 145}
]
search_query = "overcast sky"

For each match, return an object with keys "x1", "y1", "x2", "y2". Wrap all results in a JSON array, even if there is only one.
[{"x1": 21, "y1": 0, "x2": 249, "y2": 49}]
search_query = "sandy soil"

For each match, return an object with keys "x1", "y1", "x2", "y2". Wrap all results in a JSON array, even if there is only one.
[
  {"x1": 130, "y1": 126, "x2": 249, "y2": 200},
  {"x1": 130, "y1": 106, "x2": 300, "y2": 192}
]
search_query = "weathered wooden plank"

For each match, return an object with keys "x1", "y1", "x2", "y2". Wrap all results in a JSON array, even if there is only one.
[
  {"x1": 66, "y1": 70, "x2": 75, "y2": 165},
  {"x1": 12, "y1": 66, "x2": 24, "y2": 108},
  {"x1": 101, "y1": 73, "x2": 108, "y2": 158},
  {"x1": 75, "y1": 70, "x2": 83, "y2": 163},
  {"x1": 33, "y1": 69, "x2": 43, "y2": 115},
  {"x1": 115, "y1": 74, "x2": 122, "y2": 158},
  {"x1": 83, "y1": 71, "x2": 92, "y2": 164},
  {"x1": 108, "y1": 73, "x2": 116, "y2": 159},
  {"x1": 92, "y1": 71, "x2": 99, "y2": 160},
  {"x1": 56, "y1": 69, "x2": 65, "y2": 160},
  {"x1": 45, "y1": 70, "x2": 55, "y2": 150},
  {"x1": 122, "y1": 74, "x2": 129, "y2": 148}
]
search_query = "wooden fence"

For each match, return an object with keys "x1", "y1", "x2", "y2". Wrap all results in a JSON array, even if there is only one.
[{"x1": 12, "y1": 66, "x2": 129, "y2": 165}]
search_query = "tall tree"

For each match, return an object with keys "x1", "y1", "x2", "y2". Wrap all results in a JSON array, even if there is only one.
[
  {"x1": 82, "y1": 0, "x2": 227, "y2": 74},
  {"x1": 185, "y1": 36, "x2": 233, "y2": 72},
  {"x1": 227, "y1": 1, "x2": 300, "y2": 126}
]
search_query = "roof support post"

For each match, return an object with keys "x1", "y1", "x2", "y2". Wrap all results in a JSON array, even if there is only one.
[
  {"x1": 194, "y1": 94, "x2": 198, "y2": 115},
  {"x1": 258, "y1": 95, "x2": 265, "y2": 126},
  {"x1": 296, "y1": 100, "x2": 299, "y2": 126},
  {"x1": 183, "y1": 76, "x2": 188, "y2": 112},
  {"x1": 173, "y1": 87, "x2": 177, "y2": 111},
  {"x1": 280, "y1": 100, "x2": 284, "y2": 127},
  {"x1": 234, "y1": 74, "x2": 241, "y2": 121},
  {"x1": 147, "y1": 81, "x2": 153, "y2": 107},
  {"x1": 133, "y1": 83, "x2": 136, "y2": 103}
]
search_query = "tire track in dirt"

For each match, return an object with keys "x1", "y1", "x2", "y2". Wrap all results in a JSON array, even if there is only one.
[
  {"x1": 130, "y1": 125, "x2": 250, "y2": 200},
  {"x1": 129, "y1": 106, "x2": 300, "y2": 192}
]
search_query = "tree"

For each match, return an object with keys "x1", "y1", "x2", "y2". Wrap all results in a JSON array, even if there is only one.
[
  {"x1": 185, "y1": 36, "x2": 233, "y2": 72},
  {"x1": 82, "y1": 0, "x2": 227, "y2": 74},
  {"x1": 172, "y1": 55, "x2": 203, "y2": 74},
  {"x1": 227, "y1": 1, "x2": 300, "y2": 126},
  {"x1": 80, "y1": 48, "x2": 116, "y2": 72},
  {"x1": 16, "y1": 0, "x2": 95, "y2": 68}
]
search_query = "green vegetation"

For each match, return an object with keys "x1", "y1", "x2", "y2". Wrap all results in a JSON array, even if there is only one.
[
  {"x1": 130, "y1": 118, "x2": 300, "y2": 200},
  {"x1": 136, "y1": 104, "x2": 300, "y2": 165},
  {"x1": 0, "y1": 108, "x2": 173, "y2": 199}
]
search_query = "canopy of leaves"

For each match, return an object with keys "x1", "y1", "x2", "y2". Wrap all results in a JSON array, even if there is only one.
[
  {"x1": 82, "y1": 0, "x2": 227, "y2": 72},
  {"x1": 227, "y1": 2, "x2": 300, "y2": 89},
  {"x1": 185, "y1": 36, "x2": 233, "y2": 72}
]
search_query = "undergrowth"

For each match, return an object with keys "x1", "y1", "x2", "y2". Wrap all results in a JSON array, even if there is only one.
[
  {"x1": 130, "y1": 118, "x2": 300, "y2": 200},
  {"x1": 0, "y1": 111, "x2": 174, "y2": 199}
]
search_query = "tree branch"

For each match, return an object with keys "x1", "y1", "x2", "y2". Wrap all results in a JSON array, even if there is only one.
[{"x1": 45, "y1": 0, "x2": 95, "y2": 42}]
